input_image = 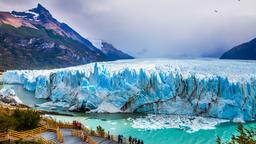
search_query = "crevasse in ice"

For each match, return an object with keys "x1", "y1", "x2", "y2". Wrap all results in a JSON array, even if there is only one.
[{"x1": 3, "y1": 59, "x2": 256, "y2": 121}]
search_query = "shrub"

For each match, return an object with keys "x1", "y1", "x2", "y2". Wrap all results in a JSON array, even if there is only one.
[
  {"x1": 12, "y1": 109, "x2": 41, "y2": 131},
  {"x1": 0, "y1": 108, "x2": 41, "y2": 131},
  {"x1": 0, "y1": 114, "x2": 17, "y2": 130}
]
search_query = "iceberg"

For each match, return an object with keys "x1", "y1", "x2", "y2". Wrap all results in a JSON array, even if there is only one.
[{"x1": 3, "y1": 59, "x2": 256, "y2": 121}]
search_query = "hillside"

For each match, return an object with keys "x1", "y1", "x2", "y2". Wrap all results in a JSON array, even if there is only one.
[
  {"x1": 220, "y1": 38, "x2": 256, "y2": 60},
  {"x1": 0, "y1": 4, "x2": 133, "y2": 70}
]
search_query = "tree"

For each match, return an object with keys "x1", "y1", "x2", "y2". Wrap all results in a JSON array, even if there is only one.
[
  {"x1": 96, "y1": 125, "x2": 105, "y2": 137},
  {"x1": 216, "y1": 123, "x2": 256, "y2": 144},
  {"x1": 216, "y1": 136, "x2": 222, "y2": 144}
]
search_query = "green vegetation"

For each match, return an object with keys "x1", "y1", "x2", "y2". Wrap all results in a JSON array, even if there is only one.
[
  {"x1": 216, "y1": 123, "x2": 256, "y2": 144},
  {"x1": 0, "y1": 24, "x2": 92, "y2": 51},
  {"x1": 96, "y1": 125, "x2": 105, "y2": 137},
  {"x1": 0, "y1": 24, "x2": 47, "y2": 38},
  {"x1": 0, "y1": 109, "x2": 41, "y2": 131}
]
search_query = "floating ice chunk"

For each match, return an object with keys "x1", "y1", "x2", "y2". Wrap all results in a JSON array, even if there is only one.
[{"x1": 131, "y1": 114, "x2": 229, "y2": 133}]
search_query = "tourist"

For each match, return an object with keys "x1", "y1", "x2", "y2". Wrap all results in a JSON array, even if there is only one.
[
  {"x1": 75, "y1": 121, "x2": 78, "y2": 129},
  {"x1": 118, "y1": 134, "x2": 121, "y2": 143},
  {"x1": 73, "y1": 120, "x2": 76, "y2": 129},
  {"x1": 137, "y1": 139, "x2": 141, "y2": 144},
  {"x1": 132, "y1": 138, "x2": 136, "y2": 144},
  {"x1": 129, "y1": 136, "x2": 132, "y2": 144},
  {"x1": 74, "y1": 121, "x2": 77, "y2": 129},
  {"x1": 107, "y1": 131, "x2": 110, "y2": 140},
  {"x1": 134, "y1": 138, "x2": 137, "y2": 144},
  {"x1": 79, "y1": 122, "x2": 82, "y2": 130},
  {"x1": 141, "y1": 140, "x2": 144, "y2": 144},
  {"x1": 120, "y1": 135, "x2": 123, "y2": 143},
  {"x1": 77, "y1": 122, "x2": 79, "y2": 129}
]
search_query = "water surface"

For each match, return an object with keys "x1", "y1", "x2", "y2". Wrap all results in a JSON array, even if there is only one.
[
  {"x1": 2, "y1": 83, "x2": 256, "y2": 144},
  {"x1": 50, "y1": 114, "x2": 256, "y2": 144}
]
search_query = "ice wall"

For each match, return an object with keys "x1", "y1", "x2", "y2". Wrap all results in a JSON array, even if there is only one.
[{"x1": 3, "y1": 59, "x2": 256, "y2": 121}]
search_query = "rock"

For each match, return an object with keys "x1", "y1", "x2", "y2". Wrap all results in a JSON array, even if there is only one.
[{"x1": 0, "y1": 88, "x2": 22, "y2": 104}]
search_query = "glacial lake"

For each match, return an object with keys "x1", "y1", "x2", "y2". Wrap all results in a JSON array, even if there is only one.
[{"x1": 2, "y1": 84, "x2": 256, "y2": 144}]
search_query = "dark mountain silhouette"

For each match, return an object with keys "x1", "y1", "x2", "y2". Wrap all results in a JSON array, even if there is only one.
[{"x1": 220, "y1": 38, "x2": 256, "y2": 60}]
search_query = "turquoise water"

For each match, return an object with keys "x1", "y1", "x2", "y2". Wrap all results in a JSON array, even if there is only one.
[
  {"x1": 2, "y1": 84, "x2": 256, "y2": 144},
  {"x1": 49, "y1": 114, "x2": 256, "y2": 144},
  {"x1": 0, "y1": 75, "x2": 3, "y2": 89}
]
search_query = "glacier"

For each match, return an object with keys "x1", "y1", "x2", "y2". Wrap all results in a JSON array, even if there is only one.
[{"x1": 2, "y1": 59, "x2": 256, "y2": 121}]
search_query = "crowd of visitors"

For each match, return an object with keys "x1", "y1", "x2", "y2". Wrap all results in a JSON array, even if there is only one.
[
  {"x1": 117, "y1": 134, "x2": 144, "y2": 144},
  {"x1": 72, "y1": 120, "x2": 82, "y2": 130},
  {"x1": 117, "y1": 134, "x2": 124, "y2": 143},
  {"x1": 72, "y1": 121, "x2": 144, "y2": 144},
  {"x1": 128, "y1": 136, "x2": 144, "y2": 144}
]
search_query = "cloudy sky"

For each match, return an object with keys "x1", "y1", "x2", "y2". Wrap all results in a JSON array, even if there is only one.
[{"x1": 1, "y1": 0, "x2": 256, "y2": 58}]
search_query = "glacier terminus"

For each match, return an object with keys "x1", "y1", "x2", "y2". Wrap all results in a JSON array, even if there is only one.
[{"x1": 3, "y1": 59, "x2": 256, "y2": 122}]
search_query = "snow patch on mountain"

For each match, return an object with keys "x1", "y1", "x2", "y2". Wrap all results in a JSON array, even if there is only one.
[{"x1": 88, "y1": 38, "x2": 103, "y2": 50}]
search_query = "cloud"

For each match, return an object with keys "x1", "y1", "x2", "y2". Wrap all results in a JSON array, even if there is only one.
[{"x1": 1, "y1": 0, "x2": 256, "y2": 58}]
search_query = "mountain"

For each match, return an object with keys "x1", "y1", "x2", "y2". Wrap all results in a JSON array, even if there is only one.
[
  {"x1": 220, "y1": 38, "x2": 256, "y2": 60},
  {"x1": 0, "y1": 4, "x2": 133, "y2": 71},
  {"x1": 89, "y1": 39, "x2": 133, "y2": 60}
]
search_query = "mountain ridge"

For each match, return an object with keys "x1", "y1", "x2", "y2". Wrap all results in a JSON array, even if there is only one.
[
  {"x1": 0, "y1": 4, "x2": 133, "y2": 71},
  {"x1": 220, "y1": 38, "x2": 256, "y2": 60}
]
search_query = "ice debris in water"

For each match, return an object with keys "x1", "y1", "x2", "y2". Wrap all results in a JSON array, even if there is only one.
[{"x1": 131, "y1": 114, "x2": 229, "y2": 133}]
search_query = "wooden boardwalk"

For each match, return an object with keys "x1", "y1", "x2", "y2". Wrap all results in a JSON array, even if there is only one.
[
  {"x1": 0, "y1": 108, "x2": 128, "y2": 144},
  {"x1": 61, "y1": 129, "x2": 86, "y2": 144},
  {"x1": 91, "y1": 136, "x2": 118, "y2": 144}
]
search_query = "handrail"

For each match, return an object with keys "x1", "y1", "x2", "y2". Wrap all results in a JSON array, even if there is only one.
[
  {"x1": 0, "y1": 132, "x2": 8, "y2": 142},
  {"x1": 0, "y1": 114, "x2": 127, "y2": 144},
  {"x1": 56, "y1": 126, "x2": 64, "y2": 143},
  {"x1": 0, "y1": 126, "x2": 48, "y2": 142},
  {"x1": 8, "y1": 126, "x2": 47, "y2": 138},
  {"x1": 0, "y1": 125, "x2": 64, "y2": 143}
]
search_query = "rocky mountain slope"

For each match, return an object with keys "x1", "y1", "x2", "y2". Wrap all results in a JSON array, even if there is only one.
[
  {"x1": 220, "y1": 38, "x2": 256, "y2": 60},
  {"x1": 0, "y1": 4, "x2": 133, "y2": 70},
  {"x1": 89, "y1": 39, "x2": 133, "y2": 60}
]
